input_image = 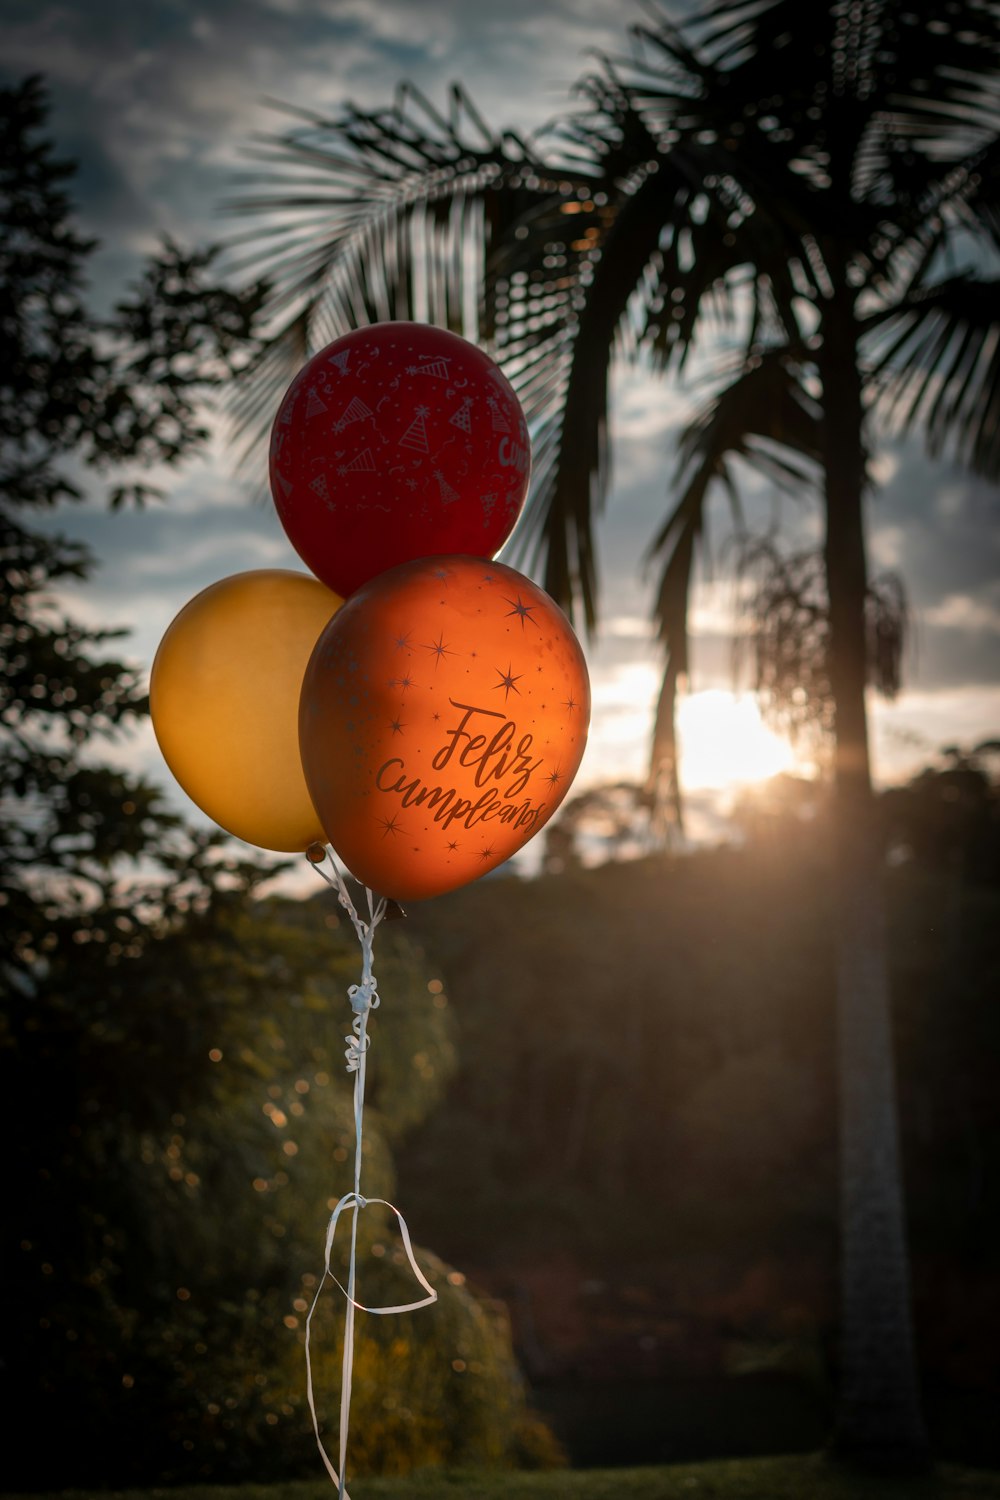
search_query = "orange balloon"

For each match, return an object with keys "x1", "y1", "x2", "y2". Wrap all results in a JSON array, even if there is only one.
[
  {"x1": 151, "y1": 570, "x2": 342, "y2": 851},
  {"x1": 299, "y1": 556, "x2": 590, "y2": 900}
]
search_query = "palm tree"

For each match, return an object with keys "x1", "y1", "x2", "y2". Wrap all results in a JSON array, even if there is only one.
[{"x1": 228, "y1": 0, "x2": 1000, "y2": 1468}]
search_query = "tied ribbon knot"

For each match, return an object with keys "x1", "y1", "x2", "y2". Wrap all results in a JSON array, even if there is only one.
[
  {"x1": 306, "y1": 847, "x2": 438, "y2": 1500},
  {"x1": 344, "y1": 977, "x2": 377, "y2": 1073},
  {"x1": 347, "y1": 975, "x2": 380, "y2": 1014}
]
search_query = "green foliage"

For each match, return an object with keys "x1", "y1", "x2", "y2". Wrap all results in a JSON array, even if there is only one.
[
  {"x1": 732, "y1": 540, "x2": 908, "y2": 747},
  {"x1": 307, "y1": 1246, "x2": 564, "y2": 1476},
  {"x1": 1, "y1": 75, "x2": 266, "y2": 508},
  {"x1": 41, "y1": 892, "x2": 533, "y2": 1484},
  {"x1": 882, "y1": 744, "x2": 1000, "y2": 885},
  {"x1": 1, "y1": 73, "x2": 268, "y2": 925},
  {"x1": 402, "y1": 849, "x2": 839, "y2": 1263},
  {"x1": 1, "y1": 72, "x2": 278, "y2": 1488},
  {"x1": 400, "y1": 789, "x2": 1000, "y2": 1351}
]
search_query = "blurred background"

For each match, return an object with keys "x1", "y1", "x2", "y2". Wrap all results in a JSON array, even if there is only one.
[{"x1": 3, "y1": 0, "x2": 999, "y2": 1489}]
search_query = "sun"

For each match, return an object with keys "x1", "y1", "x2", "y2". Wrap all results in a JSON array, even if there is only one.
[{"x1": 677, "y1": 690, "x2": 796, "y2": 791}]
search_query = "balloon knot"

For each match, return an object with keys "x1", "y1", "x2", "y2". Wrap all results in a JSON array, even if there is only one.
[{"x1": 348, "y1": 976, "x2": 379, "y2": 1014}]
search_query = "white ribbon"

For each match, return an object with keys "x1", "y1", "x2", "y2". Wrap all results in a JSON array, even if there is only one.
[{"x1": 306, "y1": 850, "x2": 438, "y2": 1498}]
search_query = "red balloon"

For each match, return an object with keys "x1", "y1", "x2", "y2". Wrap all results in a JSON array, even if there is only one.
[
  {"x1": 269, "y1": 323, "x2": 530, "y2": 597},
  {"x1": 299, "y1": 557, "x2": 590, "y2": 901}
]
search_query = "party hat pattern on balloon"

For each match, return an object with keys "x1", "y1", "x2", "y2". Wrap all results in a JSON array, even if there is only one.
[
  {"x1": 299, "y1": 556, "x2": 590, "y2": 901},
  {"x1": 269, "y1": 322, "x2": 530, "y2": 598}
]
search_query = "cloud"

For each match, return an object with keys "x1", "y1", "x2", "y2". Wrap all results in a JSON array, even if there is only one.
[
  {"x1": 872, "y1": 685, "x2": 1000, "y2": 780},
  {"x1": 869, "y1": 450, "x2": 900, "y2": 486},
  {"x1": 8, "y1": 0, "x2": 1000, "y2": 832},
  {"x1": 874, "y1": 443, "x2": 1000, "y2": 596},
  {"x1": 870, "y1": 523, "x2": 905, "y2": 570},
  {"x1": 604, "y1": 614, "x2": 656, "y2": 639},
  {"x1": 924, "y1": 590, "x2": 1000, "y2": 633},
  {"x1": 2, "y1": 0, "x2": 630, "y2": 302}
]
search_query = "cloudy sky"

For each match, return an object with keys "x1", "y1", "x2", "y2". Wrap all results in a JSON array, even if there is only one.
[{"x1": 6, "y1": 0, "x2": 1000, "y2": 853}]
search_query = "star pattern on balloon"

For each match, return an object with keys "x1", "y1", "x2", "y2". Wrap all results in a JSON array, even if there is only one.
[
  {"x1": 299, "y1": 554, "x2": 590, "y2": 902},
  {"x1": 494, "y1": 663, "x2": 522, "y2": 700},
  {"x1": 504, "y1": 595, "x2": 537, "y2": 629},
  {"x1": 423, "y1": 633, "x2": 456, "y2": 667}
]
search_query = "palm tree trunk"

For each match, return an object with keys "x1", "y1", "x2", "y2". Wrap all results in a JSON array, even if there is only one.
[{"x1": 821, "y1": 300, "x2": 929, "y2": 1470}]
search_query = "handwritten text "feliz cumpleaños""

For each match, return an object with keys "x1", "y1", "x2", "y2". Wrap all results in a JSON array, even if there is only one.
[{"x1": 375, "y1": 699, "x2": 548, "y2": 834}]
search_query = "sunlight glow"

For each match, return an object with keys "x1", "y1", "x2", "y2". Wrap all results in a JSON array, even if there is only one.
[{"x1": 677, "y1": 690, "x2": 796, "y2": 791}]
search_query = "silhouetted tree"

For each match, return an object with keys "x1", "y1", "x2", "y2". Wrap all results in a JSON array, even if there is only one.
[
  {"x1": 882, "y1": 741, "x2": 1000, "y2": 884},
  {"x1": 0, "y1": 73, "x2": 271, "y2": 1482}
]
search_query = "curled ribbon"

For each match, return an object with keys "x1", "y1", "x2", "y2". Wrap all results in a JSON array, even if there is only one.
[{"x1": 306, "y1": 849, "x2": 438, "y2": 1499}]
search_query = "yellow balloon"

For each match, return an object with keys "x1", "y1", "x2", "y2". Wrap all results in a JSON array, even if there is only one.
[{"x1": 151, "y1": 570, "x2": 343, "y2": 851}]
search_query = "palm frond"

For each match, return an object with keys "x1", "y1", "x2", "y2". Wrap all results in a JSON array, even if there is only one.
[
  {"x1": 500, "y1": 43, "x2": 842, "y2": 628},
  {"x1": 677, "y1": 0, "x2": 1000, "y2": 147},
  {"x1": 732, "y1": 538, "x2": 906, "y2": 743},
  {"x1": 950, "y1": 130, "x2": 1000, "y2": 254},
  {"x1": 647, "y1": 505, "x2": 697, "y2": 808},
  {"x1": 470, "y1": 66, "x2": 729, "y2": 626},
  {"x1": 501, "y1": 165, "x2": 680, "y2": 627},
  {"x1": 625, "y1": 0, "x2": 1000, "y2": 312},
  {"x1": 865, "y1": 274, "x2": 1000, "y2": 479},
  {"x1": 649, "y1": 347, "x2": 821, "y2": 565},
  {"x1": 621, "y1": 12, "x2": 872, "y2": 316},
  {"x1": 226, "y1": 75, "x2": 686, "y2": 632},
  {"x1": 224, "y1": 83, "x2": 573, "y2": 466},
  {"x1": 644, "y1": 345, "x2": 822, "y2": 784}
]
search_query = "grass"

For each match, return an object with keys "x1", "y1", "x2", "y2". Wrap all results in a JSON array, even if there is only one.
[{"x1": 9, "y1": 1455, "x2": 1000, "y2": 1500}]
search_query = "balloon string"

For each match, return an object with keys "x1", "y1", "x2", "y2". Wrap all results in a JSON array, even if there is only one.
[{"x1": 305, "y1": 848, "x2": 437, "y2": 1498}]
